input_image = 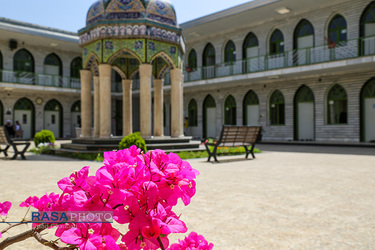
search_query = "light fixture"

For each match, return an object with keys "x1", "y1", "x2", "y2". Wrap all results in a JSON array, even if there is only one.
[
  {"x1": 276, "y1": 7, "x2": 290, "y2": 14},
  {"x1": 6, "y1": 108, "x2": 12, "y2": 115}
]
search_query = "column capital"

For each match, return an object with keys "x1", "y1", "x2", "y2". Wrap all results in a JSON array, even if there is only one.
[{"x1": 80, "y1": 69, "x2": 92, "y2": 78}]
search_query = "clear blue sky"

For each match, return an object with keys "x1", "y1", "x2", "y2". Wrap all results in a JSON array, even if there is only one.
[{"x1": 0, "y1": 0, "x2": 252, "y2": 32}]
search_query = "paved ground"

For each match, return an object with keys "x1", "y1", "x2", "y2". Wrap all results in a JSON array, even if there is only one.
[{"x1": 0, "y1": 146, "x2": 374, "y2": 249}]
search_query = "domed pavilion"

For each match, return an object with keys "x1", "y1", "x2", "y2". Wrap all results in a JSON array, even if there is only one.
[{"x1": 78, "y1": 0, "x2": 185, "y2": 139}]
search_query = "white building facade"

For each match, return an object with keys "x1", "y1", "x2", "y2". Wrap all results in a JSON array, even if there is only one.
[{"x1": 182, "y1": 0, "x2": 375, "y2": 142}]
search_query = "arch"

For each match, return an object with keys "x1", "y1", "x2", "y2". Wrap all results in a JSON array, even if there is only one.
[
  {"x1": 44, "y1": 53, "x2": 62, "y2": 76},
  {"x1": 149, "y1": 51, "x2": 176, "y2": 69},
  {"x1": 327, "y1": 84, "x2": 347, "y2": 124},
  {"x1": 0, "y1": 50, "x2": 2, "y2": 81},
  {"x1": 328, "y1": 14, "x2": 347, "y2": 46},
  {"x1": 0, "y1": 100, "x2": 3, "y2": 126},
  {"x1": 13, "y1": 49, "x2": 34, "y2": 73},
  {"x1": 203, "y1": 43, "x2": 216, "y2": 66},
  {"x1": 293, "y1": 19, "x2": 314, "y2": 50},
  {"x1": 294, "y1": 85, "x2": 315, "y2": 141},
  {"x1": 107, "y1": 48, "x2": 143, "y2": 65},
  {"x1": 203, "y1": 95, "x2": 216, "y2": 138},
  {"x1": 360, "y1": 1, "x2": 375, "y2": 55},
  {"x1": 243, "y1": 32, "x2": 259, "y2": 59},
  {"x1": 187, "y1": 49, "x2": 197, "y2": 71},
  {"x1": 84, "y1": 52, "x2": 100, "y2": 70},
  {"x1": 188, "y1": 99, "x2": 198, "y2": 127},
  {"x1": 269, "y1": 90, "x2": 285, "y2": 125},
  {"x1": 112, "y1": 66, "x2": 127, "y2": 79},
  {"x1": 269, "y1": 29, "x2": 284, "y2": 54},
  {"x1": 157, "y1": 64, "x2": 169, "y2": 79},
  {"x1": 224, "y1": 95, "x2": 237, "y2": 125},
  {"x1": 243, "y1": 90, "x2": 259, "y2": 125},
  {"x1": 224, "y1": 40, "x2": 236, "y2": 63},
  {"x1": 360, "y1": 78, "x2": 375, "y2": 141},
  {"x1": 44, "y1": 99, "x2": 63, "y2": 138},
  {"x1": 71, "y1": 100, "x2": 81, "y2": 112},
  {"x1": 203, "y1": 43, "x2": 216, "y2": 79},
  {"x1": 70, "y1": 57, "x2": 82, "y2": 79},
  {"x1": 13, "y1": 97, "x2": 35, "y2": 139}
]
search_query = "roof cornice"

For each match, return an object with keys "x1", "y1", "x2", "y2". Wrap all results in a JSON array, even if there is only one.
[
  {"x1": 0, "y1": 17, "x2": 79, "y2": 43},
  {"x1": 180, "y1": 0, "x2": 280, "y2": 29}
]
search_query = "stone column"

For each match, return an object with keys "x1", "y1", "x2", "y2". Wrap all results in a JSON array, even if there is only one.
[
  {"x1": 154, "y1": 79, "x2": 164, "y2": 137},
  {"x1": 139, "y1": 64, "x2": 152, "y2": 137},
  {"x1": 93, "y1": 76, "x2": 100, "y2": 138},
  {"x1": 122, "y1": 79, "x2": 133, "y2": 136},
  {"x1": 170, "y1": 68, "x2": 184, "y2": 137},
  {"x1": 99, "y1": 64, "x2": 112, "y2": 138},
  {"x1": 80, "y1": 70, "x2": 92, "y2": 138}
]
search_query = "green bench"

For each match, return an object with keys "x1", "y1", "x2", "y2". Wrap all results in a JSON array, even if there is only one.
[
  {"x1": 204, "y1": 125, "x2": 262, "y2": 162},
  {"x1": 0, "y1": 126, "x2": 31, "y2": 160}
]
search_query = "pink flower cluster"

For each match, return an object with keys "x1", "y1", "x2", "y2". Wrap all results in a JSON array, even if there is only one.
[
  {"x1": 169, "y1": 232, "x2": 214, "y2": 250},
  {"x1": 18, "y1": 146, "x2": 213, "y2": 250},
  {"x1": 0, "y1": 201, "x2": 12, "y2": 239}
]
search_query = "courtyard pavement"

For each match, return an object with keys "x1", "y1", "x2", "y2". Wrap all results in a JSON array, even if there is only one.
[{"x1": 0, "y1": 146, "x2": 374, "y2": 249}]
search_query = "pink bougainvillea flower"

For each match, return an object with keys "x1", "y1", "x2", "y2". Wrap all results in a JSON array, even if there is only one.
[
  {"x1": 58, "y1": 166, "x2": 90, "y2": 194},
  {"x1": 0, "y1": 201, "x2": 12, "y2": 216},
  {"x1": 168, "y1": 232, "x2": 214, "y2": 250},
  {"x1": 19, "y1": 196, "x2": 39, "y2": 208}
]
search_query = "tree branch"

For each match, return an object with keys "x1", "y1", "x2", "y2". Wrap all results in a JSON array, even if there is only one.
[{"x1": 157, "y1": 236, "x2": 165, "y2": 250}]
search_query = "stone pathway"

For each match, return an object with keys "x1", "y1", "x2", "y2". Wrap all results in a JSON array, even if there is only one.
[{"x1": 0, "y1": 149, "x2": 374, "y2": 249}]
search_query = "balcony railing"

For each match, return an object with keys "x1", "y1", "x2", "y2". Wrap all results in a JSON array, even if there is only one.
[
  {"x1": 0, "y1": 70, "x2": 81, "y2": 89},
  {"x1": 184, "y1": 36, "x2": 375, "y2": 82}
]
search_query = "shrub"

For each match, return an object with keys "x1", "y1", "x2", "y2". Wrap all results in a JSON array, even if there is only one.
[
  {"x1": 34, "y1": 130, "x2": 55, "y2": 147},
  {"x1": 119, "y1": 132, "x2": 147, "y2": 152}
]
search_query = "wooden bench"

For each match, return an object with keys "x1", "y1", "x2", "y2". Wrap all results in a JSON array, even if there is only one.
[
  {"x1": 0, "y1": 126, "x2": 31, "y2": 160},
  {"x1": 204, "y1": 125, "x2": 262, "y2": 162}
]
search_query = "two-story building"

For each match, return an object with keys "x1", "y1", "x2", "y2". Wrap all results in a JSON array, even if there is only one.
[{"x1": 182, "y1": 0, "x2": 375, "y2": 142}]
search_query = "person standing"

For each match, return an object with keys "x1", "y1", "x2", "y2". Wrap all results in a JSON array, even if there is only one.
[
  {"x1": 14, "y1": 120, "x2": 23, "y2": 138},
  {"x1": 5, "y1": 120, "x2": 15, "y2": 137}
]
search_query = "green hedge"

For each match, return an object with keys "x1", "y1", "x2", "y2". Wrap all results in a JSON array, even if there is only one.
[
  {"x1": 34, "y1": 130, "x2": 55, "y2": 147},
  {"x1": 119, "y1": 132, "x2": 147, "y2": 152}
]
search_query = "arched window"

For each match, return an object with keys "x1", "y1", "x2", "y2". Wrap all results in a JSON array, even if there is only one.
[
  {"x1": 243, "y1": 90, "x2": 259, "y2": 125},
  {"x1": 13, "y1": 49, "x2": 34, "y2": 73},
  {"x1": 294, "y1": 20, "x2": 314, "y2": 49},
  {"x1": 0, "y1": 100, "x2": 3, "y2": 126},
  {"x1": 243, "y1": 33, "x2": 259, "y2": 59},
  {"x1": 270, "y1": 90, "x2": 285, "y2": 125},
  {"x1": 270, "y1": 29, "x2": 284, "y2": 55},
  {"x1": 203, "y1": 95, "x2": 216, "y2": 138},
  {"x1": 203, "y1": 43, "x2": 216, "y2": 79},
  {"x1": 327, "y1": 84, "x2": 348, "y2": 124},
  {"x1": 71, "y1": 101, "x2": 81, "y2": 112},
  {"x1": 0, "y1": 51, "x2": 3, "y2": 81},
  {"x1": 224, "y1": 40, "x2": 236, "y2": 63},
  {"x1": 328, "y1": 15, "x2": 347, "y2": 46},
  {"x1": 224, "y1": 95, "x2": 237, "y2": 125},
  {"x1": 360, "y1": 2, "x2": 375, "y2": 55},
  {"x1": 188, "y1": 99, "x2": 198, "y2": 126},
  {"x1": 361, "y1": 78, "x2": 375, "y2": 141},
  {"x1": 187, "y1": 49, "x2": 197, "y2": 71},
  {"x1": 44, "y1": 53, "x2": 62, "y2": 76},
  {"x1": 70, "y1": 57, "x2": 82, "y2": 79},
  {"x1": 203, "y1": 43, "x2": 216, "y2": 66}
]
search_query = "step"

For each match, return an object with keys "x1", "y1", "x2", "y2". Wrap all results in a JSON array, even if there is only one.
[
  {"x1": 61, "y1": 143, "x2": 119, "y2": 151},
  {"x1": 147, "y1": 142, "x2": 201, "y2": 150}
]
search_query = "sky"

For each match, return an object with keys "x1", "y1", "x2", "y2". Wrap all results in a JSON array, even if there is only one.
[{"x1": 0, "y1": 0, "x2": 253, "y2": 33}]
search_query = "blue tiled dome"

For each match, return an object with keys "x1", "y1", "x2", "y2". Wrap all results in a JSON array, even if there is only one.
[{"x1": 86, "y1": 0, "x2": 177, "y2": 27}]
